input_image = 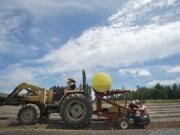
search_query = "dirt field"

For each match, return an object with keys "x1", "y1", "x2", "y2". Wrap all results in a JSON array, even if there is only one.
[{"x1": 0, "y1": 102, "x2": 180, "y2": 135}]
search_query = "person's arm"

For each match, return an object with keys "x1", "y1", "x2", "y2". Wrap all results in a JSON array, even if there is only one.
[{"x1": 136, "y1": 105, "x2": 145, "y2": 111}]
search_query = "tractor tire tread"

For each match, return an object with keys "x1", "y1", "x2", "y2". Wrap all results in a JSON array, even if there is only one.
[
  {"x1": 60, "y1": 93, "x2": 92, "y2": 128},
  {"x1": 17, "y1": 103, "x2": 40, "y2": 125}
]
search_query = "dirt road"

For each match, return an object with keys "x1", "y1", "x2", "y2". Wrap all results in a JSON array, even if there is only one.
[
  {"x1": 0, "y1": 128, "x2": 180, "y2": 135},
  {"x1": 0, "y1": 102, "x2": 180, "y2": 134}
]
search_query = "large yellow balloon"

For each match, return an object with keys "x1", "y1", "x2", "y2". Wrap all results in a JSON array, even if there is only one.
[{"x1": 92, "y1": 72, "x2": 112, "y2": 93}]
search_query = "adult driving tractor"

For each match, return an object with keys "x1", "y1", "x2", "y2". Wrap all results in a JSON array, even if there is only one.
[{"x1": 0, "y1": 70, "x2": 150, "y2": 129}]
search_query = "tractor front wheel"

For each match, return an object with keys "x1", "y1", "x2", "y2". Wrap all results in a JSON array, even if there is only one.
[
  {"x1": 17, "y1": 104, "x2": 40, "y2": 125},
  {"x1": 60, "y1": 93, "x2": 92, "y2": 128}
]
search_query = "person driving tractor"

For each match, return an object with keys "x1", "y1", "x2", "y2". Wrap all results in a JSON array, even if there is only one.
[
  {"x1": 50, "y1": 77, "x2": 76, "y2": 102},
  {"x1": 67, "y1": 77, "x2": 76, "y2": 90}
]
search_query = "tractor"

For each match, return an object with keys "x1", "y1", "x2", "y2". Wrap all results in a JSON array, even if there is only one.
[
  {"x1": 0, "y1": 70, "x2": 92, "y2": 128},
  {"x1": 0, "y1": 70, "x2": 150, "y2": 129}
]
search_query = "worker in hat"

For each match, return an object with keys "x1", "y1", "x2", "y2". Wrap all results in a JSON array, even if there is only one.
[
  {"x1": 50, "y1": 77, "x2": 76, "y2": 102},
  {"x1": 128, "y1": 100, "x2": 150, "y2": 125},
  {"x1": 135, "y1": 99, "x2": 140, "y2": 105},
  {"x1": 67, "y1": 77, "x2": 76, "y2": 90},
  {"x1": 133, "y1": 100, "x2": 149, "y2": 123},
  {"x1": 127, "y1": 100, "x2": 139, "y2": 119}
]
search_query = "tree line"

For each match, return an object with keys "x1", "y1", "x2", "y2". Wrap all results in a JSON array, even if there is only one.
[
  {"x1": 108, "y1": 83, "x2": 180, "y2": 100},
  {"x1": 128, "y1": 83, "x2": 180, "y2": 100}
]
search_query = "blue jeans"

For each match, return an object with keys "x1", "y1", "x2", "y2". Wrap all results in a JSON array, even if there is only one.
[{"x1": 131, "y1": 115, "x2": 146, "y2": 123}]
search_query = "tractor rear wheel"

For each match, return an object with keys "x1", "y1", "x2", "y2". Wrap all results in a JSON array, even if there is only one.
[
  {"x1": 17, "y1": 104, "x2": 40, "y2": 125},
  {"x1": 60, "y1": 93, "x2": 92, "y2": 128}
]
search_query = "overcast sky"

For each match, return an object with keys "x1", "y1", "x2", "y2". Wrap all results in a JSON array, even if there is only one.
[{"x1": 0, "y1": 0, "x2": 180, "y2": 93}]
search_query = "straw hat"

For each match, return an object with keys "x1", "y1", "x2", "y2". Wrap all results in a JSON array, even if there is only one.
[{"x1": 67, "y1": 77, "x2": 76, "y2": 82}]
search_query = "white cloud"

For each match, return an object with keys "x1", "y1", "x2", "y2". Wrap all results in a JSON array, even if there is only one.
[
  {"x1": 167, "y1": 66, "x2": 180, "y2": 73},
  {"x1": 0, "y1": 11, "x2": 33, "y2": 55},
  {"x1": 118, "y1": 68, "x2": 151, "y2": 77},
  {"x1": 148, "y1": 77, "x2": 180, "y2": 86},
  {"x1": 0, "y1": 14, "x2": 23, "y2": 53},
  {"x1": 155, "y1": 65, "x2": 180, "y2": 73},
  {"x1": 138, "y1": 69, "x2": 151, "y2": 77},
  {"x1": 0, "y1": 64, "x2": 39, "y2": 91},
  {"x1": 32, "y1": 0, "x2": 180, "y2": 74},
  {"x1": 0, "y1": 0, "x2": 124, "y2": 55},
  {"x1": 108, "y1": 0, "x2": 177, "y2": 27},
  {"x1": 38, "y1": 22, "x2": 180, "y2": 74}
]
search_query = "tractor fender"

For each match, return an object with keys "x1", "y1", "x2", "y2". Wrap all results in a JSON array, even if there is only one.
[{"x1": 58, "y1": 91, "x2": 85, "y2": 106}]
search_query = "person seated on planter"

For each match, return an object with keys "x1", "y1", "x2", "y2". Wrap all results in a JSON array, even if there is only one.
[
  {"x1": 132, "y1": 100, "x2": 149, "y2": 123},
  {"x1": 127, "y1": 100, "x2": 139, "y2": 119}
]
